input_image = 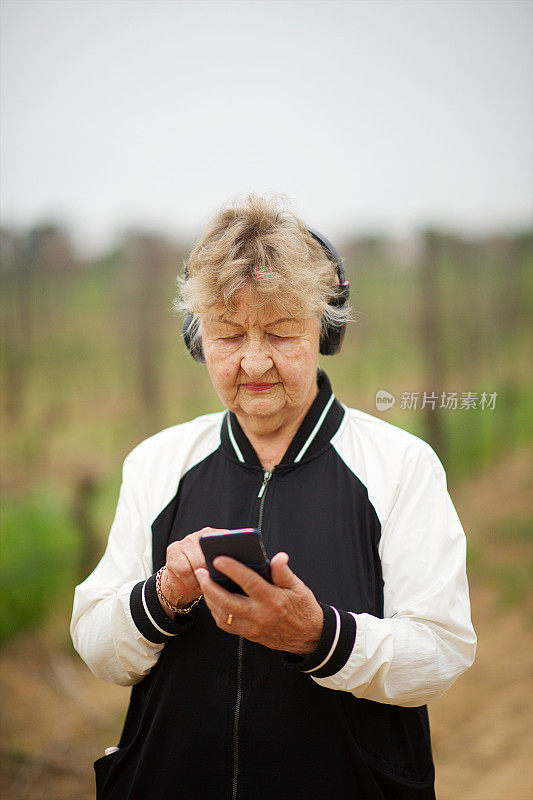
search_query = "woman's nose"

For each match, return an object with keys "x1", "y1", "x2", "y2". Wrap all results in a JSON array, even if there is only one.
[{"x1": 240, "y1": 340, "x2": 273, "y2": 376}]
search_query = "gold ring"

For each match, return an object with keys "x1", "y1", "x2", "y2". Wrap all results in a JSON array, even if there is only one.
[{"x1": 226, "y1": 613, "x2": 233, "y2": 626}]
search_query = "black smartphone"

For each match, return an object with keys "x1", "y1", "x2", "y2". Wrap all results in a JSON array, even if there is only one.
[{"x1": 199, "y1": 528, "x2": 271, "y2": 594}]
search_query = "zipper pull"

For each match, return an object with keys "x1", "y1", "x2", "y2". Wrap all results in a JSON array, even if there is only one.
[{"x1": 257, "y1": 471, "x2": 272, "y2": 498}]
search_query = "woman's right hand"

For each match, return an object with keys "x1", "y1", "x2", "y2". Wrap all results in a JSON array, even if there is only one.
[{"x1": 159, "y1": 527, "x2": 222, "y2": 616}]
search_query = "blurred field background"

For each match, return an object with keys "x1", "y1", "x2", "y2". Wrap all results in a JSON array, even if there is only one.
[
  {"x1": 0, "y1": 224, "x2": 531, "y2": 799},
  {"x1": 2, "y1": 0, "x2": 533, "y2": 797}
]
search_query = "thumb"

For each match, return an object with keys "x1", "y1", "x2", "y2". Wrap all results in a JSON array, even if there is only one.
[{"x1": 270, "y1": 552, "x2": 300, "y2": 590}]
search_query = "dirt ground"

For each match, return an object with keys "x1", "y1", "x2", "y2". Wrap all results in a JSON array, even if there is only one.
[{"x1": 1, "y1": 452, "x2": 531, "y2": 800}]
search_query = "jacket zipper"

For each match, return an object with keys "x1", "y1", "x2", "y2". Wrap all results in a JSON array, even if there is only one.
[
  {"x1": 257, "y1": 470, "x2": 272, "y2": 500},
  {"x1": 231, "y1": 636, "x2": 243, "y2": 800},
  {"x1": 231, "y1": 469, "x2": 273, "y2": 800}
]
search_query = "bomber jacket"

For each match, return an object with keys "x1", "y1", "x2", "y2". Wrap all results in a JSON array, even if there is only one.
[{"x1": 71, "y1": 371, "x2": 476, "y2": 800}]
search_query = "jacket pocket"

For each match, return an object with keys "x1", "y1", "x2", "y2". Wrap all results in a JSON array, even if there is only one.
[
  {"x1": 365, "y1": 752, "x2": 436, "y2": 800},
  {"x1": 94, "y1": 747, "x2": 122, "y2": 799},
  {"x1": 338, "y1": 694, "x2": 435, "y2": 793}
]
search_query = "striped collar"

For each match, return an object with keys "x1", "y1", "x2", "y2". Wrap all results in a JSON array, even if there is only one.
[{"x1": 220, "y1": 371, "x2": 345, "y2": 468}]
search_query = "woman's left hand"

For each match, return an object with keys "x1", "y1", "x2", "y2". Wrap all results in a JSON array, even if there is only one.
[{"x1": 195, "y1": 553, "x2": 323, "y2": 656}]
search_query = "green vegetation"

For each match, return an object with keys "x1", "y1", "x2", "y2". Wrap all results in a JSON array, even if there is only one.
[
  {"x1": 0, "y1": 227, "x2": 531, "y2": 642},
  {"x1": 0, "y1": 490, "x2": 80, "y2": 643}
]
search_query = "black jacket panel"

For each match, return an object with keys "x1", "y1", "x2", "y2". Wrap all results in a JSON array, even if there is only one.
[{"x1": 93, "y1": 374, "x2": 438, "y2": 799}]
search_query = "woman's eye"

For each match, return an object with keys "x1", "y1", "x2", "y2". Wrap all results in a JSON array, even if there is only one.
[{"x1": 220, "y1": 335, "x2": 242, "y2": 342}]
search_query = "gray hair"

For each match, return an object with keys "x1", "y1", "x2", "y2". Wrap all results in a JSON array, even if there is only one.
[{"x1": 173, "y1": 193, "x2": 351, "y2": 349}]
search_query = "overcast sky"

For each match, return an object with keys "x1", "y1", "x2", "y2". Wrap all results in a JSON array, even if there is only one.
[{"x1": 1, "y1": 0, "x2": 532, "y2": 253}]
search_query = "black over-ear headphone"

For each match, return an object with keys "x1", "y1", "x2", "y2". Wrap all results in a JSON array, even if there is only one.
[{"x1": 182, "y1": 227, "x2": 349, "y2": 362}]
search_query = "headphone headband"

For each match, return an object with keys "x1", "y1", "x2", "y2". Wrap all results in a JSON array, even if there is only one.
[{"x1": 183, "y1": 226, "x2": 349, "y2": 361}]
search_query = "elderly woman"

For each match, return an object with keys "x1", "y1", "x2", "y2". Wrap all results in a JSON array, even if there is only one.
[{"x1": 71, "y1": 194, "x2": 476, "y2": 800}]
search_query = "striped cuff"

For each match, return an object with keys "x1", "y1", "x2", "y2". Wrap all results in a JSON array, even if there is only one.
[
  {"x1": 130, "y1": 574, "x2": 198, "y2": 644},
  {"x1": 282, "y1": 603, "x2": 357, "y2": 678}
]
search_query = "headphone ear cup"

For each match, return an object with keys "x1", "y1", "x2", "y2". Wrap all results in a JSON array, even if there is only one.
[
  {"x1": 182, "y1": 227, "x2": 348, "y2": 360},
  {"x1": 307, "y1": 227, "x2": 349, "y2": 357},
  {"x1": 320, "y1": 281, "x2": 349, "y2": 355},
  {"x1": 183, "y1": 314, "x2": 205, "y2": 363},
  {"x1": 319, "y1": 321, "x2": 346, "y2": 356}
]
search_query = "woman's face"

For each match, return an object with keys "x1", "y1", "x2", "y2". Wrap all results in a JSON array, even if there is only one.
[{"x1": 201, "y1": 289, "x2": 320, "y2": 436}]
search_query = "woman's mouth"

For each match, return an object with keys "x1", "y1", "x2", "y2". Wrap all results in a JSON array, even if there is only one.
[{"x1": 242, "y1": 383, "x2": 276, "y2": 393}]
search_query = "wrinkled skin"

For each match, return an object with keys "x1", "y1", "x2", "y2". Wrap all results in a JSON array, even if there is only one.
[
  {"x1": 161, "y1": 532, "x2": 323, "y2": 656},
  {"x1": 159, "y1": 290, "x2": 324, "y2": 655}
]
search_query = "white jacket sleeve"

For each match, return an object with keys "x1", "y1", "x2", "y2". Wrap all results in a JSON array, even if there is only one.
[
  {"x1": 292, "y1": 443, "x2": 477, "y2": 707},
  {"x1": 70, "y1": 449, "x2": 195, "y2": 686}
]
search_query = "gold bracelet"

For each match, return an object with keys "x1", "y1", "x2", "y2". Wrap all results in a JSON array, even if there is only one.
[{"x1": 156, "y1": 567, "x2": 203, "y2": 615}]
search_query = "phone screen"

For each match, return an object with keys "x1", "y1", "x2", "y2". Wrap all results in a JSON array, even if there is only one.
[{"x1": 199, "y1": 528, "x2": 271, "y2": 593}]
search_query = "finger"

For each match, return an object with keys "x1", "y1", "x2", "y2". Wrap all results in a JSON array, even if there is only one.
[
  {"x1": 185, "y1": 527, "x2": 230, "y2": 571},
  {"x1": 181, "y1": 538, "x2": 208, "y2": 571},
  {"x1": 183, "y1": 552, "x2": 203, "y2": 588},
  {"x1": 195, "y1": 566, "x2": 214, "y2": 596},
  {"x1": 195, "y1": 527, "x2": 229, "y2": 535},
  {"x1": 199, "y1": 588, "x2": 232, "y2": 631},
  {"x1": 270, "y1": 552, "x2": 301, "y2": 590},
  {"x1": 195, "y1": 568, "x2": 249, "y2": 630},
  {"x1": 166, "y1": 551, "x2": 200, "y2": 593},
  {"x1": 165, "y1": 550, "x2": 191, "y2": 581},
  {"x1": 165, "y1": 550, "x2": 196, "y2": 583},
  {"x1": 195, "y1": 567, "x2": 248, "y2": 612},
  {"x1": 190, "y1": 526, "x2": 230, "y2": 543},
  {"x1": 212, "y1": 557, "x2": 272, "y2": 600}
]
